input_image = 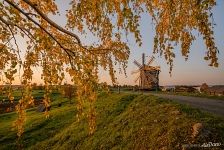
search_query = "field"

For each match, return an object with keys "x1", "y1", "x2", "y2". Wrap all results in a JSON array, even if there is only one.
[
  {"x1": 153, "y1": 91, "x2": 224, "y2": 100},
  {"x1": 0, "y1": 91, "x2": 224, "y2": 149},
  {"x1": 109, "y1": 87, "x2": 224, "y2": 100}
]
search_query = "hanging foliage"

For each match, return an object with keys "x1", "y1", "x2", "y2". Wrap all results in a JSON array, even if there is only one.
[{"x1": 0, "y1": 0, "x2": 219, "y2": 137}]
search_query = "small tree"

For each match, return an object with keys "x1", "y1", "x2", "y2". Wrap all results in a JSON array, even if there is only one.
[
  {"x1": 31, "y1": 83, "x2": 37, "y2": 90},
  {"x1": 200, "y1": 83, "x2": 209, "y2": 93},
  {"x1": 64, "y1": 84, "x2": 75, "y2": 104}
]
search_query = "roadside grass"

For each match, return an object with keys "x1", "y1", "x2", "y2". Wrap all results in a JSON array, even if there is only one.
[
  {"x1": 0, "y1": 92, "x2": 223, "y2": 150},
  {"x1": 156, "y1": 97, "x2": 224, "y2": 142}
]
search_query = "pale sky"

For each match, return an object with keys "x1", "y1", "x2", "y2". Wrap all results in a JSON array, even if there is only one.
[{"x1": 10, "y1": 0, "x2": 224, "y2": 86}]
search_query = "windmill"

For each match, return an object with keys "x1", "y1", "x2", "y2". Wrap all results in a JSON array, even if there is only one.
[{"x1": 132, "y1": 53, "x2": 160, "y2": 90}]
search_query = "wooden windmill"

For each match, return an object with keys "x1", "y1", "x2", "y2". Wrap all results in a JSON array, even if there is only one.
[{"x1": 132, "y1": 53, "x2": 160, "y2": 90}]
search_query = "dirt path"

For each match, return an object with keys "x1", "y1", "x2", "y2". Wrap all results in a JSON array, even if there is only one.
[{"x1": 149, "y1": 93, "x2": 224, "y2": 117}]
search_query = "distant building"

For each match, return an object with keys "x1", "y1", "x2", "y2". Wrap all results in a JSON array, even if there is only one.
[
  {"x1": 207, "y1": 85, "x2": 224, "y2": 95},
  {"x1": 193, "y1": 86, "x2": 201, "y2": 93},
  {"x1": 162, "y1": 86, "x2": 175, "y2": 92},
  {"x1": 175, "y1": 86, "x2": 197, "y2": 93},
  {"x1": 161, "y1": 85, "x2": 200, "y2": 93}
]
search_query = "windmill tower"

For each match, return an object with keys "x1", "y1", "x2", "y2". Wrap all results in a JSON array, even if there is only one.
[{"x1": 132, "y1": 53, "x2": 160, "y2": 90}]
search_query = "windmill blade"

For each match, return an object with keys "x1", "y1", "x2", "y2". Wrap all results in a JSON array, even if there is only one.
[
  {"x1": 131, "y1": 70, "x2": 140, "y2": 75},
  {"x1": 134, "y1": 76, "x2": 140, "y2": 83},
  {"x1": 133, "y1": 60, "x2": 142, "y2": 68},
  {"x1": 142, "y1": 53, "x2": 145, "y2": 66},
  {"x1": 147, "y1": 56, "x2": 155, "y2": 66}
]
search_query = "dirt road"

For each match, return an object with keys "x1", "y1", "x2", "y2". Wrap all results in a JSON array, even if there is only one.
[{"x1": 150, "y1": 93, "x2": 224, "y2": 117}]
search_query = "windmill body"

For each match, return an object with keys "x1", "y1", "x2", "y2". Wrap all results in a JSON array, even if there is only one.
[{"x1": 132, "y1": 53, "x2": 160, "y2": 90}]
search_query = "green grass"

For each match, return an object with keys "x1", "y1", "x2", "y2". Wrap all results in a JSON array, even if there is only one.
[
  {"x1": 0, "y1": 90, "x2": 45, "y2": 101},
  {"x1": 0, "y1": 97, "x2": 75, "y2": 149},
  {"x1": 0, "y1": 92, "x2": 223, "y2": 150}
]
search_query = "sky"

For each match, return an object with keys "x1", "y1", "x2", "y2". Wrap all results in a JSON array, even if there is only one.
[
  {"x1": 99, "y1": 1, "x2": 224, "y2": 86},
  {"x1": 11, "y1": 0, "x2": 224, "y2": 86}
]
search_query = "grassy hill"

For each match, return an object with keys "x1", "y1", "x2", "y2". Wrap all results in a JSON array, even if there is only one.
[{"x1": 0, "y1": 92, "x2": 223, "y2": 149}]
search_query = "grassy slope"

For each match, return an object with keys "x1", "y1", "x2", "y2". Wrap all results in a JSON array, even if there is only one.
[{"x1": 0, "y1": 93, "x2": 223, "y2": 150}]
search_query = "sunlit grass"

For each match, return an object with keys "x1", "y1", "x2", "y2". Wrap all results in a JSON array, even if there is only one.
[{"x1": 0, "y1": 92, "x2": 223, "y2": 150}]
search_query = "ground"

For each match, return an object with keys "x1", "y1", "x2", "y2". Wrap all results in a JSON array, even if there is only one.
[{"x1": 0, "y1": 91, "x2": 224, "y2": 150}]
